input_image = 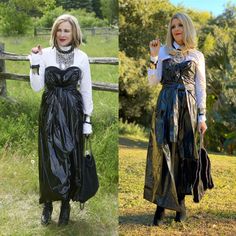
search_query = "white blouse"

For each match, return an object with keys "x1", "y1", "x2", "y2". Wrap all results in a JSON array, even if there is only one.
[
  {"x1": 28, "y1": 47, "x2": 93, "y2": 116},
  {"x1": 148, "y1": 42, "x2": 206, "y2": 122}
]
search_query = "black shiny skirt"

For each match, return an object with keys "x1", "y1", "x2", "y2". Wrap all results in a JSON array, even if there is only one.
[
  {"x1": 38, "y1": 87, "x2": 84, "y2": 204},
  {"x1": 144, "y1": 84, "x2": 198, "y2": 211}
]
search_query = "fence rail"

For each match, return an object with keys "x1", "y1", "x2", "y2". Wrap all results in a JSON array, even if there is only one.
[{"x1": 0, "y1": 43, "x2": 118, "y2": 97}]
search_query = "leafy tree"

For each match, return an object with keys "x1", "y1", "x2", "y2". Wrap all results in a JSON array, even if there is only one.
[
  {"x1": 69, "y1": 8, "x2": 108, "y2": 27},
  {"x1": 0, "y1": 0, "x2": 56, "y2": 34},
  {"x1": 37, "y1": 6, "x2": 64, "y2": 28},
  {"x1": 119, "y1": 52, "x2": 161, "y2": 125},
  {"x1": 198, "y1": 4, "x2": 236, "y2": 153},
  {"x1": 92, "y1": 0, "x2": 103, "y2": 19},
  {"x1": 119, "y1": 0, "x2": 174, "y2": 125},
  {"x1": 101, "y1": 0, "x2": 118, "y2": 25},
  {"x1": 56, "y1": 0, "x2": 93, "y2": 11}
]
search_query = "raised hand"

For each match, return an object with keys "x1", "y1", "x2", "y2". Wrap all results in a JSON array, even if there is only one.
[
  {"x1": 149, "y1": 39, "x2": 161, "y2": 57},
  {"x1": 31, "y1": 45, "x2": 43, "y2": 54}
]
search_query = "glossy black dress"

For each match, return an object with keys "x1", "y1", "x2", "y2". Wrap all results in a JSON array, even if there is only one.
[
  {"x1": 144, "y1": 59, "x2": 198, "y2": 211},
  {"x1": 38, "y1": 66, "x2": 84, "y2": 204}
]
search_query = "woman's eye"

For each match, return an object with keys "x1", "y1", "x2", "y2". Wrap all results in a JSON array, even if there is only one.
[{"x1": 179, "y1": 24, "x2": 183, "y2": 27}]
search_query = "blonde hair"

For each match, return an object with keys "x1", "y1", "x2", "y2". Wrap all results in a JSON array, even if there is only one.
[
  {"x1": 166, "y1": 12, "x2": 197, "y2": 51},
  {"x1": 50, "y1": 14, "x2": 82, "y2": 48}
]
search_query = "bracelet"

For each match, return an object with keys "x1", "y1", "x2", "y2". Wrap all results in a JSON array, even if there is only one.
[
  {"x1": 84, "y1": 121, "x2": 92, "y2": 124},
  {"x1": 198, "y1": 108, "x2": 206, "y2": 116},
  {"x1": 30, "y1": 64, "x2": 40, "y2": 75},
  {"x1": 149, "y1": 60, "x2": 157, "y2": 69},
  {"x1": 30, "y1": 64, "x2": 40, "y2": 69}
]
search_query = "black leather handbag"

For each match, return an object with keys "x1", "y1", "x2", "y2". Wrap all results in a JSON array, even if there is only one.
[
  {"x1": 73, "y1": 136, "x2": 99, "y2": 205},
  {"x1": 193, "y1": 134, "x2": 214, "y2": 203}
]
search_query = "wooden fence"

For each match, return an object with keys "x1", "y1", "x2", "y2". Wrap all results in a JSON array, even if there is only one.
[
  {"x1": 34, "y1": 27, "x2": 118, "y2": 37},
  {"x1": 0, "y1": 43, "x2": 118, "y2": 98}
]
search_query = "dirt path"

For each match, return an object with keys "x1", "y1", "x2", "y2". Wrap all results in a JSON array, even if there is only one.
[{"x1": 119, "y1": 136, "x2": 236, "y2": 236}]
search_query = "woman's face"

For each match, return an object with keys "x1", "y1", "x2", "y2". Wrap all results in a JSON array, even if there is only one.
[
  {"x1": 171, "y1": 18, "x2": 184, "y2": 46},
  {"x1": 56, "y1": 21, "x2": 73, "y2": 47}
]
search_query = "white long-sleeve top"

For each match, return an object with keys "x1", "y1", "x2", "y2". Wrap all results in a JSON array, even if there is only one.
[
  {"x1": 148, "y1": 41, "x2": 206, "y2": 122},
  {"x1": 28, "y1": 47, "x2": 93, "y2": 116}
]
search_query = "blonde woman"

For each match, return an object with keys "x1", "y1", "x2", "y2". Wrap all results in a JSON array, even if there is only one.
[
  {"x1": 29, "y1": 14, "x2": 93, "y2": 226},
  {"x1": 144, "y1": 13, "x2": 207, "y2": 225}
]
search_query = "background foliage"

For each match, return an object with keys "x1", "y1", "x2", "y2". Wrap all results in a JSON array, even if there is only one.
[
  {"x1": 119, "y1": 0, "x2": 236, "y2": 154},
  {"x1": 0, "y1": 0, "x2": 118, "y2": 35}
]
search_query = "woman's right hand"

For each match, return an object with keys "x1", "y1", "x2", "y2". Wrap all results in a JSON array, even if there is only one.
[
  {"x1": 31, "y1": 45, "x2": 42, "y2": 54},
  {"x1": 149, "y1": 39, "x2": 161, "y2": 57}
]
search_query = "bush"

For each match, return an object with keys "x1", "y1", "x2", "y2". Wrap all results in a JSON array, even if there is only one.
[
  {"x1": 69, "y1": 9, "x2": 108, "y2": 27},
  {"x1": 0, "y1": 3, "x2": 32, "y2": 35},
  {"x1": 119, "y1": 119, "x2": 148, "y2": 138},
  {"x1": 36, "y1": 8, "x2": 108, "y2": 28},
  {"x1": 36, "y1": 6, "x2": 65, "y2": 28},
  {"x1": 119, "y1": 51, "x2": 161, "y2": 126}
]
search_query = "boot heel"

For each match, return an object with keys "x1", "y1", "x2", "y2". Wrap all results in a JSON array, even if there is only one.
[
  {"x1": 153, "y1": 206, "x2": 165, "y2": 226},
  {"x1": 41, "y1": 201, "x2": 53, "y2": 226},
  {"x1": 58, "y1": 200, "x2": 71, "y2": 226}
]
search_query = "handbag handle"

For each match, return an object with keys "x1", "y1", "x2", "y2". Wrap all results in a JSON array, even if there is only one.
[
  {"x1": 200, "y1": 132, "x2": 204, "y2": 149},
  {"x1": 84, "y1": 136, "x2": 92, "y2": 155}
]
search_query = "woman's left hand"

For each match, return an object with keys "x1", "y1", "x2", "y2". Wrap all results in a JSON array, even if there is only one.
[{"x1": 198, "y1": 121, "x2": 207, "y2": 134}]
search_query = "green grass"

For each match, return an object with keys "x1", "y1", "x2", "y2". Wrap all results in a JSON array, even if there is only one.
[
  {"x1": 119, "y1": 135, "x2": 236, "y2": 235},
  {"x1": 0, "y1": 35, "x2": 118, "y2": 235}
]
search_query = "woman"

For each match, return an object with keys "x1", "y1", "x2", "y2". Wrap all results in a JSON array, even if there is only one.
[
  {"x1": 143, "y1": 13, "x2": 207, "y2": 225},
  {"x1": 29, "y1": 14, "x2": 93, "y2": 226}
]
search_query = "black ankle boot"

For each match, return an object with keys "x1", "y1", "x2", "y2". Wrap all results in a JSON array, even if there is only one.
[
  {"x1": 58, "y1": 200, "x2": 71, "y2": 226},
  {"x1": 175, "y1": 198, "x2": 186, "y2": 222},
  {"x1": 153, "y1": 206, "x2": 165, "y2": 226},
  {"x1": 41, "y1": 201, "x2": 53, "y2": 225}
]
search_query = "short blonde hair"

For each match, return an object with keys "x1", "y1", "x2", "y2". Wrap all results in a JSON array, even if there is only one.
[
  {"x1": 166, "y1": 12, "x2": 197, "y2": 51},
  {"x1": 50, "y1": 14, "x2": 82, "y2": 48}
]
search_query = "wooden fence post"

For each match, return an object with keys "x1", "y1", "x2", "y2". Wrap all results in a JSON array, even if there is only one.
[{"x1": 0, "y1": 43, "x2": 7, "y2": 97}]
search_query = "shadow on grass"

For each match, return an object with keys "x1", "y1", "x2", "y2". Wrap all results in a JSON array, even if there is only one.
[
  {"x1": 119, "y1": 137, "x2": 148, "y2": 149},
  {"x1": 43, "y1": 219, "x2": 108, "y2": 235},
  {"x1": 119, "y1": 209, "x2": 236, "y2": 228},
  {"x1": 119, "y1": 213, "x2": 153, "y2": 226}
]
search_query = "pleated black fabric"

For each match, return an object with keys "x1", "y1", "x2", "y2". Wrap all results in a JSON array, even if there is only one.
[
  {"x1": 144, "y1": 59, "x2": 198, "y2": 211},
  {"x1": 38, "y1": 66, "x2": 84, "y2": 204}
]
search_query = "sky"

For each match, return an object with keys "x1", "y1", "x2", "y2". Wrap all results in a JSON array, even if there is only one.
[{"x1": 169, "y1": 0, "x2": 231, "y2": 16}]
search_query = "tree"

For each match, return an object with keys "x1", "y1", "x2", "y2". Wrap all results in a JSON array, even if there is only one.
[
  {"x1": 119, "y1": 52, "x2": 161, "y2": 125},
  {"x1": 198, "y1": 4, "x2": 236, "y2": 153},
  {"x1": 0, "y1": 0, "x2": 56, "y2": 34},
  {"x1": 101, "y1": 0, "x2": 118, "y2": 25},
  {"x1": 92, "y1": 0, "x2": 103, "y2": 18},
  {"x1": 119, "y1": 0, "x2": 175, "y2": 125},
  {"x1": 56, "y1": 0, "x2": 93, "y2": 11}
]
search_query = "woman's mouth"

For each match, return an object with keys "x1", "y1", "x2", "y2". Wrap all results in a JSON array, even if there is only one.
[{"x1": 59, "y1": 39, "x2": 66, "y2": 42}]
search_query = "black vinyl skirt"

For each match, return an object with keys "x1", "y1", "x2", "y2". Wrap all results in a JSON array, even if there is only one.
[
  {"x1": 38, "y1": 66, "x2": 84, "y2": 204},
  {"x1": 144, "y1": 82, "x2": 198, "y2": 211}
]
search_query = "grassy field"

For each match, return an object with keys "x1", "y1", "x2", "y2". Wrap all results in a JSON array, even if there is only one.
[
  {"x1": 0, "y1": 34, "x2": 118, "y2": 235},
  {"x1": 119, "y1": 135, "x2": 236, "y2": 236}
]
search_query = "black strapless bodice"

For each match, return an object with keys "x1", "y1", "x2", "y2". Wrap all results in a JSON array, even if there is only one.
[
  {"x1": 44, "y1": 66, "x2": 82, "y2": 90},
  {"x1": 161, "y1": 59, "x2": 196, "y2": 86}
]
